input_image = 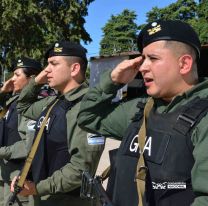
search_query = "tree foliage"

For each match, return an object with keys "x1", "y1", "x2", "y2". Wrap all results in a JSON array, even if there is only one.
[
  {"x1": 147, "y1": 0, "x2": 197, "y2": 21},
  {"x1": 100, "y1": 9, "x2": 138, "y2": 56},
  {"x1": 143, "y1": 0, "x2": 208, "y2": 44},
  {"x1": 195, "y1": 0, "x2": 208, "y2": 44},
  {"x1": 0, "y1": 0, "x2": 94, "y2": 69}
]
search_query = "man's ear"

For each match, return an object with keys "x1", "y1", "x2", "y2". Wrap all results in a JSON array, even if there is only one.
[
  {"x1": 70, "y1": 63, "x2": 81, "y2": 77},
  {"x1": 178, "y1": 54, "x2": 193, "y2": 75}
]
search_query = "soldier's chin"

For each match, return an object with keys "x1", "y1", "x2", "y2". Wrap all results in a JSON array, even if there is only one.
[
  {"x1": 49, "y1": 83, "x2": 58, "y2": 90},
  {"x1": 48, "y1": 82, "x2": 54, "y2": 87},
  {"x1": 14, "y1": 88, "x2": 21, "y2": 93}
]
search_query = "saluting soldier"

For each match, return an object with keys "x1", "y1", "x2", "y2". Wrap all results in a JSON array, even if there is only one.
[
  {"x1": 11, "y1": 41, "x2": 104, "y2": 206},
  {"x1": 0, "y1": 57, "x2": 42, "y2": 206},
  {"x1": 78, "y1": 20, "x2": 208, "y2": 206}
]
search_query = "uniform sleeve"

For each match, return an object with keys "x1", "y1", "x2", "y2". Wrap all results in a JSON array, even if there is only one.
[
  {"x1": 78, "y1": 70, "x2": 144, "y2": 139},
  {"x1": 0, "y1": 117, "x2": 35, "y2": 160},
  {"x1": 36, "y1": 102, "x2": 104, "y2": 196},
  {"x1": 16, "y1": 78, "x2": 53, "y2": 120},
  {"x1": 0, "y1": 141, "x2": 27, "y2": 160},
  {"x1": 191, "y1": 114, "x2": 208, "y2": 205}
]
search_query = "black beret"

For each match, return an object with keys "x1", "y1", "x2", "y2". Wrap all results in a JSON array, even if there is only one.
[
  {"x1": 13, "y1": 57, "x2": 42, "y2": 72},
  {"x1": 137, "y1": 20, "x2": 201, "y2": 58},
  {"x1": 45, "y1": 41, "x2": 87, "y2": 62}
]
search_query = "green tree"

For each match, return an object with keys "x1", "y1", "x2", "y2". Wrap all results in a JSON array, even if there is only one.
[
  {"x1": 0, "y1": 0, "x2": 94, "y2": 69},
  {"x1": 194, "y1": 0, "x2": 208, "y2": 44},
  {"x1": 100, "y1": 9, "x2": 138, "y2": 56},
  {"x1": 141, "y1": 0, "x2": 208, "y2": 44},
  {"x1": 146, "y1": 0, "x2": 197, "y2": 21}
]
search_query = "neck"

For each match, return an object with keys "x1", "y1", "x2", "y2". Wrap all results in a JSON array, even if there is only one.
[{"x1": 60, "y1": 81, "x2": 81, "y2": 94}]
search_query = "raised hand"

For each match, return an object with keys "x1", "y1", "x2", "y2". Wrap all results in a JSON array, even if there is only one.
[
  {"x1": 35, "y1": 68, "x2": 48, "y2": 85},
  {"x1": 111, "y1": 56, "x2": 144, "y2": 84},
  {"x1": 10, "y1": 176, "x2": 37, "y2": 196},
  {"x1": 0, "y1": 78, "x2": 14, "y2": 93}
]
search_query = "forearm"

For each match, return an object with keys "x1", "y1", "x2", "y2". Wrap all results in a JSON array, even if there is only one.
[
  {"x1": 17, "y1": 78, "x2": 52, "y2": 120},
  {"x1": 191, "y1": 196, "x2": 208, "y2": 206},
  {"x1": 191, "y1": 123, "x2": 208, "y2": 205},
  {"x1": 36, "y1": 163, "x2": 83, "y2": 196},
  {"x1": 36, "y1": 126, "x2": 104, "y2": 196},
  {"x1": 78, "y1": 70, "x2": 130, "y2": 139},
  {"x1": 0, "y1": 140, "x2": 27, "y2": 160}
]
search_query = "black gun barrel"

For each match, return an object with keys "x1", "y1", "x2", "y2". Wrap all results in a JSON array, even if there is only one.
[
  {"x1": 81, "y1": 171, "x2": 114, "y2": 206},
  {"x1": 94, "y1": 176, "x2": 113, "y2": 206},
  {"x1": 6, "y1": 191, "x2": 18, "y2": 206},
  {"x1": 6, "y1": 176, "x2": 22, "y2": 206}
]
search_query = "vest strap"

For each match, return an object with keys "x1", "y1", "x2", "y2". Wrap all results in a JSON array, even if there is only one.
[
  {"x1": 135, "y1": 97, "x2": 154, "y2": 206},
  {"x1": 174, "y1": 98, "x2": 208, "y2": 135},
  {"x1": 17, "y1": 98, "x2": 59, "y2": 188}
]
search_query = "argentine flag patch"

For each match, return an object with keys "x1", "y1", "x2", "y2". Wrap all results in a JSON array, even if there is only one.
[{"x1": 87, "y1": 133, "x2": 105, "y2": 145}]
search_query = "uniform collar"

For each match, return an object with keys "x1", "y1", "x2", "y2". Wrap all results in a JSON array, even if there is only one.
[
  {"x1": 6, "y1": 94, "x2": 19, "y2": 107},
  {"x1": 58, "y1": 82, "x2": 88, "y2": 102}
]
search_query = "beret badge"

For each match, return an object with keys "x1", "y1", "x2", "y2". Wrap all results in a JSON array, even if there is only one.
[
  {"x1": 54, "y1": 42, "x2": 63, "y2": 53},
  {"x1": 17, "y1": 59, "x2": 23, "y2": 67},
  {"x1": 147, "y1": 22, "x2": 161, "y2": 35}
]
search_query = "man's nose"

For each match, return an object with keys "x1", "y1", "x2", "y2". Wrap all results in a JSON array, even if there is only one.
[
  {"x1": 139, "y1": 58, "x2": 150, "y2": 72},
  {"x1": 44, "y1": 65, "x2": 51, "y2": 72}
]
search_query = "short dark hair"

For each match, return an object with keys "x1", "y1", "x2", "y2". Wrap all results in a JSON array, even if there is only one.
[
  {"x1": 22, "y1": 67, "x2": 42, "y2": 77},
  {"x1": 64, "y1": 56, "x2": 87, "y2": 77},
  {"x1": 164, "y1": 41, "x2": 197, "y2": 61}
]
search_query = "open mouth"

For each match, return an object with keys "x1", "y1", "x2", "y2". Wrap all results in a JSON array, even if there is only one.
[{"x1": 144, "y1": 78, "x2": 153, "y2": 83}]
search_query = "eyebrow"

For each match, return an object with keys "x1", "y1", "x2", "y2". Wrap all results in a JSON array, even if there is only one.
[
  {"x1": 48, "y1": 60, "x2": 57, "y2": 64},
  {"x1": 145, "y1": 53, "x2": 160, "y2": 58},
  {"x1": 14, "y1": 71, "x2": 20, "y2": 75}
]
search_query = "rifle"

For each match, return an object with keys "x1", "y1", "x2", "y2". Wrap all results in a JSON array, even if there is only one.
[
  {"x1": 6, "y1": 174, "x2": 22, "y2": 206},
  {"x1": 80, "y1": 171, "x2": 114, "y2": 206}
]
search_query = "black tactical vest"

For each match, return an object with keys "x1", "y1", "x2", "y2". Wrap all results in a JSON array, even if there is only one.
[
  {"x1": 106, "y1": 102, "x2": 144, "y2": 206},
  {"x1": 0, "y1": 118, "x2": 5, "y2": 147},
  {"x1": 32, "y1": 97, "x2": 78, "y2": 183},
  {"x1": 144, "y1": 97, "x2": 208, "y2": 206},
  {"x1": 2, "y1": 101, "x2": 22, "y2": 147}
]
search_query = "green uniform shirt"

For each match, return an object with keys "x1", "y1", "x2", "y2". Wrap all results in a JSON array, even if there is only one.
[
  {"x1": 0, "y1": 94, "x2": 32, "y2": 181},
  {"x1": 78, "y1": 71, "x2": 148, "y2": 139},
  {"x1": 16, "y1": 78, "x2": 104, "y2": 199},
  {"x1": 78, "y1": 70, "x2": 208, "y2": 206}
]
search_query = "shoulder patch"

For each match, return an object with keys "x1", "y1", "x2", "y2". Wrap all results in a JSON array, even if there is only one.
[{"x1": 87, "y1": 133, "x2": 105, "y2": 145}]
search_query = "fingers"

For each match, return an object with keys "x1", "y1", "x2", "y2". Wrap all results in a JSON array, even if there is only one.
[
  {"x1": 19, "y1": 180, "x2": 37, "y2": 196},
  {"x1": 0, "y1": 78, "x2": 14, "y2": 93},
  {"x1": 35, "y1": 69, "x2": 48, "y2": 84},
  {"x1": 111, "y1": 56, "x2": 144, "y2": 84},
  {"x1": 10, "y1": 177, "x2": 36, "y2": 196},
  {"x1": 129, "y1": 56, "x2": 144, "y2": 68},
  {"x1": 10, "y1": 176, "x2": 18, "y2": 192}
]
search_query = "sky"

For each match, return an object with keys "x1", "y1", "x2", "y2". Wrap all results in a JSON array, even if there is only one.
[{"x1": 83, "y1": 0, "x2": 177, "y2": 59}]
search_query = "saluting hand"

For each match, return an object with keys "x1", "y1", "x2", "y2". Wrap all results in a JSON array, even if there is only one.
[
  {"x1": 10, "y1": 176, "x2": 37, "y2": 196},
  {"x1": 0, "y1": 78, "x2": 14, "y2": 93},
  {"x1": 35, "y1": 68, "x2": 48, "y2": 85},
  {"x1": 111, "y1": 56, "x2": 144, "y2": 84}
]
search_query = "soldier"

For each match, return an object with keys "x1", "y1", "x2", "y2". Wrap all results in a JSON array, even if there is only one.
[
  {"x1": 0, "y1": 57, "x2": 42, "y2": 206},
  {"x1": 77, "y1": 20, "x2": 208, "y2": 206},
  {"x1": 11, "y1": 41, "x2": 104, "y2": 206}
]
